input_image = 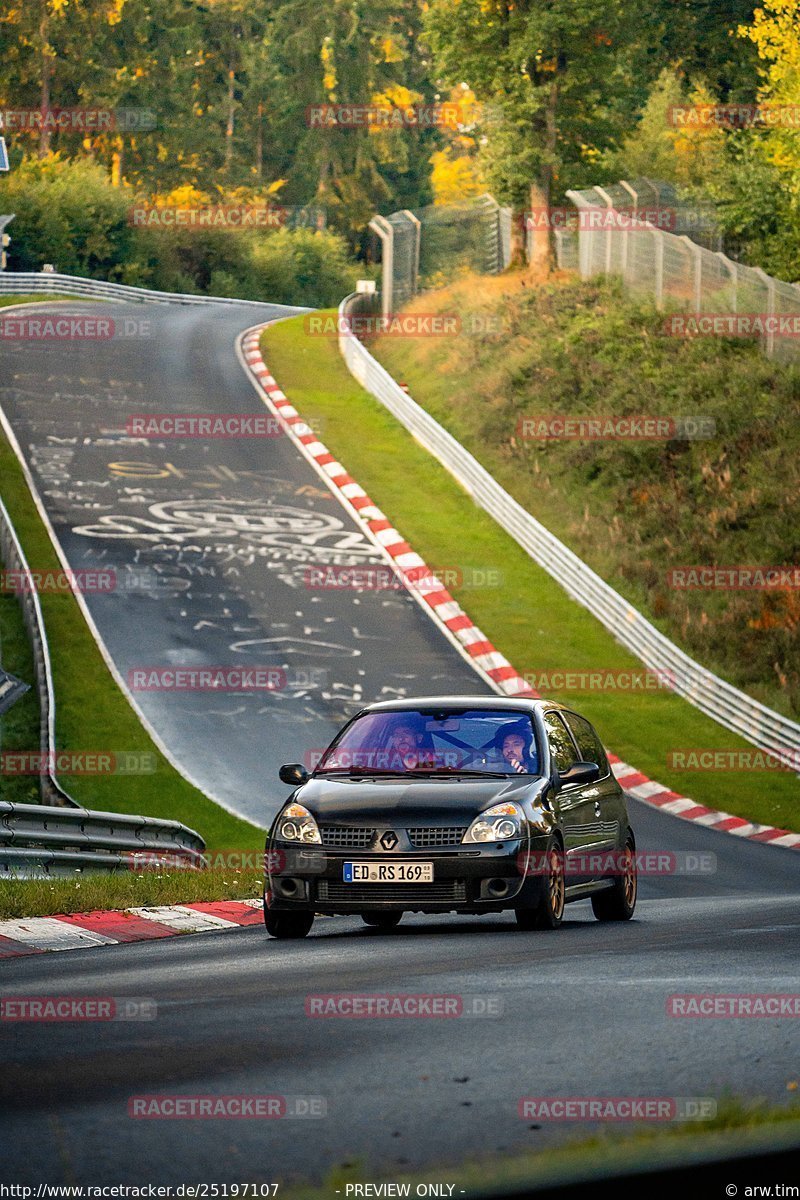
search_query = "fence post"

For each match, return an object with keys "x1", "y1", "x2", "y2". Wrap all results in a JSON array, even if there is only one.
[
  {"x1": 677, "y1": 235, "x2": 702, "y2": 311},
  {"x1": 368, "y1": 215, "x2": 394, "y2": 318},
  {"x1": 619, "y1": 180, "x2": 638, "y2": 280},
  {"x1": 565, "y1": 190, "x2": 592, "y2": 279},
  {"x1": 752, "y1": 266, "x2": 776, "y2": 358},
  {"x1": 595, "y1": 186, "x2": 615, "y2": 275},
  {"x1": 653, "y1": 229, "x2": 665, "y2": 309},
  {"x1": 715, "y1": 251, "x2": 738, "y2": 314},
  {"x1": 399, "y1": 209, "x2": 421, "y2": 297}
]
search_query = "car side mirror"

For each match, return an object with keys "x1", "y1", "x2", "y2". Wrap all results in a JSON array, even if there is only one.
[
  {"x1": 279, "y1": 763, "x2": 309, "y2": 786},
  {"x1": 560, "y1": 761, "x2": 601, "y2": 787}
]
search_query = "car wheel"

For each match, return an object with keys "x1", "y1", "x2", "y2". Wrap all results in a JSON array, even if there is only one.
[
  {"x1": 264, "y1": 908, "x2": 315, "y2": 939},
  {"x1": 361, "y1": 912, "x2": 403, "y2": 930},
  {"x1": 516, "y1": 838, "x2": 565, "y2": 930},
  {"x1": 591, "y1": 832, "x2": 637, "y2": 922}
]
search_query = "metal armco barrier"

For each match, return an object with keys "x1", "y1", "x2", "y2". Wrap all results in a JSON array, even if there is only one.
[
  {"x1": 0, "y1": 495, "x2": 70, "y2": 807},
  {"x1": 0, "y1": 271, "x2": 306, "y2": 310},
  {"x1": 0, "y1": 801, "x2": 205, "y2": 877},
  {"x1": 338, "y1": 293, "x2": 800, "y2": 770}
]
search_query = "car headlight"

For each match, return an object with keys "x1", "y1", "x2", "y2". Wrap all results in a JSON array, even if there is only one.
[
  {"x1": 276, "y1": 802, "x2": 321, "y2": 844},
  {"x1": 463, "y1": 802, "x2": 524, "y2": 843}
]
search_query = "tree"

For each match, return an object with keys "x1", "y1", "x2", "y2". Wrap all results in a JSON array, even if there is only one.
[{"x1": 425, "y1": 0, "x2": 655, "y2": 267}]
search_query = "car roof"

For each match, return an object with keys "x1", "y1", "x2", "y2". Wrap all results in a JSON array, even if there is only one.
[{"x1": 359, "y1": 695, "x2": 570, "y2": 716}]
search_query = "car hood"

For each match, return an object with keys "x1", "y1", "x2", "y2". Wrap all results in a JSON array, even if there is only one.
[{"x1": 291, "y1": 775, "x2": 544, "y2": 823}]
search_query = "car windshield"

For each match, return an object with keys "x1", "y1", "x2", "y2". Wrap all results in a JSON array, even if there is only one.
[{"x1": 315, "y1": 708, "x2": 540, "y2": 776}]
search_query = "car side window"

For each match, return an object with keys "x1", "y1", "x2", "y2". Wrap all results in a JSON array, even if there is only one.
[
  {"x1": 543, "y1": 711, "x2": 579, "y2": 773},
  {"x1": 564, "y1": 713, "x2": 610, "y2": 776}
]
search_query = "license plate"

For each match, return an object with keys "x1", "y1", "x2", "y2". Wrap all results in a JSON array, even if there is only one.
[{"x1": 343, "y1": 861, "x2": 434, "y2": 883}]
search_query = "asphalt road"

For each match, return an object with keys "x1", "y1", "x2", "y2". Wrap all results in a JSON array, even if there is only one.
[
  {"x1": 2, "y1": 801, "x2": 799, "y2": 1185},
  {"x1": 0, "y1": 301, "x2": 489, "y2": 822}
]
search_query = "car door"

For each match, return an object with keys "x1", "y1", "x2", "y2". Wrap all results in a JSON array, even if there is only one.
[
  {"x1": 543, "y1": 710, "x2": 603, "y2": 881},
  {"x1": 562, "y1": 711, "x2": 620, "y2": 855}
]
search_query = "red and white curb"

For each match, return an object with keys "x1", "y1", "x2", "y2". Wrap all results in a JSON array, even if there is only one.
[
  {"x1": 240, "y1": 325, "x2": 800, "y2": 856},
  {"x1": 0, "y1": 899, "x2": 263, "y2": 958}
]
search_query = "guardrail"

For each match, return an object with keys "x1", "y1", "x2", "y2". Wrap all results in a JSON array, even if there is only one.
[
  {"x1": 0, "y1": 494, "x2": 73, "y2": 807},
  {"x1": 338, "y1": 293, "x2": 800, "y2": 769},
  {"x1": 0, "y1": 271, "x2": 306, "y2": 310},
  {"x1": 0, "y1": 801, "x2": 205, "y2": 877}
]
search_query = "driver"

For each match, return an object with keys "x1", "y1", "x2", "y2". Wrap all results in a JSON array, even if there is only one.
[
  {"x1": 495, "y1": 721, "x2": 538, "y2": 774},
  {"x1": 386, "y1": 718, "x2": 437, "y2": 769}
]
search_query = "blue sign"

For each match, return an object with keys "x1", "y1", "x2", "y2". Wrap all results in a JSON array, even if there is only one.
[{"x1": 0, "y1": 138, "x2": 8, "y2": 172}]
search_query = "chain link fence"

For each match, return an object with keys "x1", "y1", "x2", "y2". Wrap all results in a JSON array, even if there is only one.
[
  {"x1": 556, "y1": 177, "x2": 800, "y2": 364},
  {"x1": 369, "y1": 194, "x2": 511, "y2": 317}
]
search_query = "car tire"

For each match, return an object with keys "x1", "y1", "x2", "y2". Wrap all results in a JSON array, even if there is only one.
[
  {"x1": 264, "y1": 908, "x2": 315, "y2": 939},
  {"x1": 361, "y1": 912, "x2": 403, "y2": 930},
  {"x1": 515, "y1": 838, "x2": 565, "y2": 930},
  {"x1": 591, "y1": 832, "x2": 637, "y2": 922}
]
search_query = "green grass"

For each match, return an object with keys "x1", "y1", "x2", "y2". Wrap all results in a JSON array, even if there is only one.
[
  {"x1": 370, "y1": 273, "x2": 800, "y2": 721},
  {"x1": 281, "y1": 1099, "x2": 800, "y2": 1197},
  {"x1": 0, "y1": 294, "x2": 89, "y2": 308},
  {"x1": 0, "y1": 562, "x2": 41, "y2": 804},
  {"x1": 263, "y1": 315, "x2": 800, "y2": 832},
  {"x1": 0, "y1": 868, "x2": 262, "y2": 919},
  {"x1": 0, "y1": 428, "x2": 263, "y2": 851}
]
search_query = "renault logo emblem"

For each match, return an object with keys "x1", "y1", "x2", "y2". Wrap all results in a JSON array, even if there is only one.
[{"x1": 380, "y1": 830, "x2": 398, "y2": 850}]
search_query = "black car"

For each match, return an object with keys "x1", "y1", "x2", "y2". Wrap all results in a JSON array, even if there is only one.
[{"x1": 263, "y1": 696, "x2": 637, "y2": 938}]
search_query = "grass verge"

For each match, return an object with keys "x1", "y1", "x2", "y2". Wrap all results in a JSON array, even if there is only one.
[
  {"x1": 262, "y1": 315, "x2": 800, "y2": 831},
  {"x1": 0, "y1": 581, "x2": 41, "y2": 807},
  {"x1": 0, "y1": 294, "x2": 89, "y2": 308},
  {"x1": 0, "y1": 869, "x2": 261, "y2": 919}
]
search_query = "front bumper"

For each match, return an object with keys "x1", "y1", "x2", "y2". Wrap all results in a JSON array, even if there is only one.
[{"x1": 265, "y1": 838, "x2": 547, "y2": 914}]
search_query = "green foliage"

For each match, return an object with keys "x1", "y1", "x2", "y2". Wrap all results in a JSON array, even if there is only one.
[
  {"x1": 0, "y1": 156, "x2": 136, "y2": 277},
  {"x1": 0, "y1": 157, "x2": 364, "y2": 305}
]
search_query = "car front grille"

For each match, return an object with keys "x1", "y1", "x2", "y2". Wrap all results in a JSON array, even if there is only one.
[
  {"x1": 406, "y1": 826, "x2": 467, "y2": 848},
  {"x1": 319, "y1": 825, "x2": 375, "y2": 849},
  {"x1": 317, "y1": 880, "x2": 467, "y2": 904}
]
